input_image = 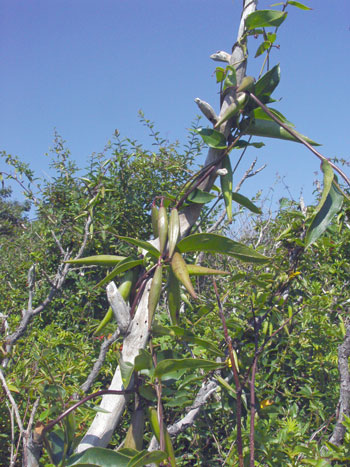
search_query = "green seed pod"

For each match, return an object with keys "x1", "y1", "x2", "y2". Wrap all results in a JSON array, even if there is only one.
[
  {"x1": 93, "y1": 268, "x2": 137, "y2": 336},
  {"x1": 147, "y1": 407, "x2": 176, "y2": 467},
  {"x1": 171, "y1": 252, "x2": 197, "y2": 300},
  {"x1": 158, "y1": 206, "x2": 168, "y2": 255},
  {"x1": 220, "y1": 156, "x2": 233, "y2": 223},
  {"x1": 148, "y1": 265, "x2": 163, "y2": 328},
  {"x1": 240, "y1": 118, "x2": 320, "y2": 146},
  {"x1": 168, "y1": 208, "x2": 180, "y2": 259},
  {"x1": 214, "y1": 92, "x2": 248, "y2": 129},
  {"x1": 151, "y1": 204, "x2": 159, "y2": 237},
  {"x1": 124, "y1": 407, "x2": 145, "y2": 451},
  {"x1": 236, "y1": 75, "x2": 255, "y2": 93},
  {"x1": 167, "y1": 267, "x2": 181, "y2": 325}
]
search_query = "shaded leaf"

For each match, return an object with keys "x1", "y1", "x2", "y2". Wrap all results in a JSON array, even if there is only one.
[
  {"x1": 66, "y1": 447, "x2": 130, "y2": 466},
  {"x1": 94, "y1": 258, "x2": 143, "y2": 289},
  {"x1": 127, "y1": 450, "x2": 167, "y2": 467},
  {"x1": 119, "y1": 358, "x2": 134, "y2": 389},
  {"x1": 254, "y1": 64, "x2": 280, "y2": 104},
  {"x1": 187, "y1": 188, "x2": 217, "y2": 204},
  {"x1": 155, "y1": 358, "x2": 224, "y2": 378}
]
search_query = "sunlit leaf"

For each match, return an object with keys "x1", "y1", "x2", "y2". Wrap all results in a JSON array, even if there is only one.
[
  {"x1": 117, "y1": 236, "x2": 160, "y2": 258},
  {"x1": 95, "y1": 258, "x2": 143, "y2": 289},
  {"x1": 254, "y1": 64, "x2": 280, "y2": 103},
  {"x1": 194, "y1": 128, "x2": 227, "y2": 149},
  {"x1": 288, "y1": 1, "x2": 312, "y2": 10},
  {"x1": 223, "y1": 65, "x2": 237, "y2": 90},
  {"x1": 65, "y1": 255, "x2": 126, "y2": 266},
  {"x1": 187, "y1": 188, "x2": 217, "y2": 204},
  {"x1": 177, "y1": 233, "x2": 270, "y2": 263},
  {"x1": 305, "y1": 179, "x2": 343, "y2": 248},
  {"x1": 245, "y1": 10, "x2": 287, "y2": 29},
  {"x1": 232, "y1": 192, "x2": 262, "y2": 214}
]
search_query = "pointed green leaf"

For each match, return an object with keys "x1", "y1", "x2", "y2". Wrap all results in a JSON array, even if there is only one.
[
  {"x1": 215, "y1": 67, "x2": 226, "y2": 83},
  {"x1": 134, "y1": 349, "x2": 153, "y2": 372},
  {"x1": 117, "y1": 236, "x2": 160, "y2": 258},
  {"x1": 177, "y1": 233, "x2": 270, "y2": 263},
  {"x1": 245, "y1": 10, "x2": 287, "y2": 29},
  {"x1": 254, "y1": 64, "x2": 280, "y2": 103},
  {"x1": 232, "y1": 193, "x2": 262, "y2": 214},
  {"x1": 65, "y1": 255, "x2": 126, "y2": 266},
  {"x1": 154, "y1": 358, "x2": 224, "y2": 378},
  {"x1": 305, "y1": 181, "x2": 343, "y2": 248},
  {"x1": 66, "y1": 447, "x2": 130, "y2": 466},
  {"x1": 240, "y1": 118, "x2": 320, "y2": 145},
  {"x1": 120, "y1": 358, "x2": 134, "y2": 388},
  {"x1": 194, "y1": 128, "x2": 227, "y2": 149},
  {"x1": 187, "y1": 188, "x2": 217, "y2": 204},
  {"x1": 287, "y1": 1, "x2": 312, "y2": 10},
  {"x1": 152, "y1": 324, "x2": 224, "y2": 357},
  {"x1": 127, "y1": 450, "x2": 167, "y2": 467},
  {"x1": 313, "y1": 160, "x2": 334, "y2": 215},
  {"x1": 252, "y1": 107, "x2": 295, "y2": 126},
  {"x1": 94, "y1": 258, "x2": 143, "y2": 289},
  {"x1": 223, "y1": 65, "x2": 237, "y2": 90}
]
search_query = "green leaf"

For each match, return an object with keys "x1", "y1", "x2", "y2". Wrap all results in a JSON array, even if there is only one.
[
  {"x1": 313, "y1": 160, "x2": 334, "y2": 215},
  {"x1": 240, "y1": 118, "x2": 320, "y2": 146},
  {"x1": 194, "y1": 128, "x2": 227, "y2": 149},
  {"x1": 223, "y1": 65, "x2": 237, "y2": 90},
  {"x1": 252, "y1": 107, "x2": 294, "y2": 126},
  {"x1": 127, "y1": 450, "x2": 167, "y2": 467},
  {"x1": 287, "y1": 1, "x2": 312, "y2": 10},
  {"x1": 67, "y1": 447, "x2": 131, "y2": 466},
  {"x1": 119, "y1": 358, "x2": 134, "y2": 388},
  {"x1": 134, "y1": 349, "x2": 153, "y2": 371},
  {"x1": 255, "y1": 40, "x2": 271, "y2": 58},
  {"x1": 232, "y1": 193, "x2": 262, "y2": 214},
  {"x1": 65, "y1": 255, "x2": 126, "y2": 266},
  {"x1": 187, "y1": 188, "x2": 217, "y2": 204},
  {"x1": 221, "y1": 156, "x2": 233, "y2": 222},
  {"x1": 152, "y1": 324, "x2": 224, "y2": 357},
  {"x1": 117, "y1": 236, "x2": 160, "y2": 258},
  {"x1": 177, "y1": 233, "x2": 270, "y2": 263},
  {"x1": 254, "y1": 64, "x2": 280, "y2": 103},
  {"x1": 95, "y1": 258, "x2": 143, "y2": 289},
  {"x1": 245, "y1": 10, "x2": 287, "y2": 29},
  {"x1": 154, "y1": 358, "x2": 224, "y2": 378},
  {"x1": 233, "y1": 140, "x2": 265, "y2": 149},
  {"x1": 305, "y1": 180, "x2": 343, "y2": 248},
  {"x1": 215, "y1": 67, "x2": 225, "y2": 83}
]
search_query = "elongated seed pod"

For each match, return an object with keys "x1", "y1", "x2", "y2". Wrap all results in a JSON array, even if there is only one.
[
  {"x1": 167, "y1": 267, "x2": 181, "y2": 325},
  {"x1": 158, "y1": 206, "x2": 168, "y2": 255},
  {"x1": 236, "y1": 76, "x2": 255, "y2": 93},
  {"x1": 220, "y1": 156, "x2": 233, "y2": 223},
  {"x1": 151, "y1": 204, "x2": 159, "y2": 237},
  {"x1": 214, "y1": 92, "x2": 248, "y2": 129},
  {"x1": 124, "y1": 408, "x2": 145, "y2": 451},
  {"x1": 168, "y1": 208, "x2": 180, "y2": 259},
  {"x1": 147, "y1": 407, "x2": 176, "y2": 467},
  {"x1": 240, "y1": 118, "x2": 320, "y2": 146},
  {"x1": 93, "y1": 268, "x2": 136, "y2": 335},
  {"x1": 148, "y1": 265, "x2": 163, "y2": 328},
  {"x1": 171, "y1": 252, "x2": 197, "y2": 300}
]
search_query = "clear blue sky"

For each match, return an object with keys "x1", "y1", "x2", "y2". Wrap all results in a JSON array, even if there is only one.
[{"x1": 1, "y1": 0, "x2": 349, "y2": 210}]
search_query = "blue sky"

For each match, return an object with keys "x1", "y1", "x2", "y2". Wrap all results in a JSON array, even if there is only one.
[{"x1": 1, "y1": 0, "x2": 349, "y2": 210}]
